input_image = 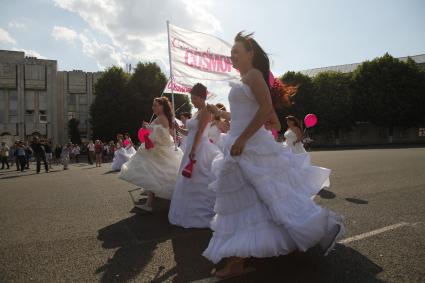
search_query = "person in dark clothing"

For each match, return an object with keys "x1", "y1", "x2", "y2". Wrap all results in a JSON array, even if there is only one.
[
  {"x1": 16, "y1": 141, "x2": 26, "y2": 172},
  {"x1": 14, "y1": 142, "x2": 20, "y2": 171},
  {"x1": 1, "y1": 142, "x2": 10, "y2": 169},
  {"x1": 31, "y1": 137, "x2": 48, "y2": 173},
  {"x1": 54, "y1": 145, "x2": 62, "y2": 165},
  {"x1": 25, "y1": 142, "x2": 33, "y2": 169},
  {"x1": 43, "y1": 140, "x2": 53, "y2": 169}
]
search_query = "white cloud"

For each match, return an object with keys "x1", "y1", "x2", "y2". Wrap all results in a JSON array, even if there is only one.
[
  {"x1": 0, "y1": 27, "x2": 17, "y2": 45},
  {"x1": 51, "y1": 26, "x2": 78, "y2": 44},
  {"x1": 53, "y1": 0, "x2": 221, "y2": 70},
  {"x1": 8, "y1": 20, "x2": 27, "y2": 30},
  {"x1": 78, "y1": 32, "x2": 124, "y2": 69}
]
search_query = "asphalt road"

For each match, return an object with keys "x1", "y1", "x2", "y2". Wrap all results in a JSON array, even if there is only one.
[{"x1": 0, "y1": 148, "x2": 424, "y2": 283}]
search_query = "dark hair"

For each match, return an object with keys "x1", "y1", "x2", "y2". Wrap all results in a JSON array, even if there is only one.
[
  {"x1": 190, "y1": 83, "x2": 207, "y2": 100},
  {"x1": 235, "y1": 32, "x2": 270, "y2": 88},
  {"x1": 154, "y1": 97, "x2": 174, "y2": 128},
  {"x1": 235, "y1": 32, "x2": 297, "y2": 108},
  {"x1": 180, "y1": 112, "x2": 192, "y2": 119},
  {"x1": 214, "y1": 103, "x2": 227, "y2": 121},
  {"x1": 286, "y1": 115, "x2": 303, "y2": 131},
  {"x1": 215, "y1": 103, "x2": 226, "y2": 112}
]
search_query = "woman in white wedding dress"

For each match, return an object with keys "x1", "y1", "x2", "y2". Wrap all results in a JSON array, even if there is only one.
[
  {"x1": 202, "y1": 32, "x2": 345, "y2": 278},
  {"x1": 208, "y1": 103, "x2": 229, "y2": 146},
  {"x1": 111, "y1": 141, "x2": 136, "y2": 171},
  {"x1": 169, "y1": 83, "x2": 221, "y2": 228},
  {"x1": 119, "y1": 97, "x2": 183, "y2": 211},
  {"x1": 284, "y1": 115, "x2": 307, "y2": 154}
]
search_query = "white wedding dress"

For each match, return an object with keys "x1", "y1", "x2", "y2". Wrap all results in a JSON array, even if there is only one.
[
  {"x1": 169, "y1": 113, "x2": 221, "y2": 228},
  {"x1": 111, "y1": 145, "x2": 136, "y2": 171},
  {"x1": 208, "y1": 123, "x2": 222, "y2": 144},
  {"x1": 119, "y1": 121, "x2": 183, "y2": 200},
  {"x1": 202, "y1": 81, "x2": 345, "y2": 263},
  {"x1": 284, "y1": 129, "x2": 307, "y2": 154}
]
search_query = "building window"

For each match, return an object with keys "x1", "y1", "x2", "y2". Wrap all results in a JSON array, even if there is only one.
[
  {"x1": 25, "y1": 111, "x2": 34, "y2": 123},
  {"x1": 79, "y1": 95, "x2": 88, "y2": 105},
  {"x1": 399, "y1": 129, "x2": 408, "y2": 138},
  {"x1": 67, "y1": 94, "x2": 76, "y2": 105},
  {"x1": 0, "y1": 94, "x2": 5, "y2": 123},
  {"x1": 39, "y1": 110, "x2": 47, "y2": 123},
  {"x1": 419, "y1": 128, "x2": 425, "y2": 137}
]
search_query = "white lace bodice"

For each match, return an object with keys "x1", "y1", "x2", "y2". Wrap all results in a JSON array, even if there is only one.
[
  {"x1": 284, "y1": 129, "x2": 306, "y2": 154},
  {"x1": 208, "y1": 123, "x2": 221, "y2": 144},
  {"x1": 186, "y1": 113, "x2": 209, "y2": 143},
  {"x1": 147, "y1": 121, "x2": 174, "y2": 147}
]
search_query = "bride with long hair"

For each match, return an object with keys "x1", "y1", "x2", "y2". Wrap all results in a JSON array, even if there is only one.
[
  {"x1": 202, "y1": 32, "x2": 345, "y2": 278},
  {"x1": 119, "y1": 97, "x2": 183, "y2": 211}
]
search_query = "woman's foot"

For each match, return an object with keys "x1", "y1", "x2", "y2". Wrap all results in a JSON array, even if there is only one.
[{"x1": 213, "y1": 257, "x2": 244, "y2": 278}]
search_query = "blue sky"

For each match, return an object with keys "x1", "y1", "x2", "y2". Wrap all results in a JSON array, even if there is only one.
[{"x1": 1, "y1": 0, "x2": 424, "y2": 76}]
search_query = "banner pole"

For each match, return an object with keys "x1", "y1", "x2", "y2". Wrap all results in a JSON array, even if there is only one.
[{"x1": 166, "y1": 20, "x2": 178, "y2": 150}]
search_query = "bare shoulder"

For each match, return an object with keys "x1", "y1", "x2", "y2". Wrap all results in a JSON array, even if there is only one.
[
  {"x1": 158, "y1": 115, "x2": 169, "y2": 128},
  {"x1": 244, "y1": 69, "x2": 264, "y2": 85}
]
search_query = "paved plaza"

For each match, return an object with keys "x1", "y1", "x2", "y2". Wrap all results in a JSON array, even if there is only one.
[{"x1": 0, "y1": 148, "x2": 424, "y2": 283}]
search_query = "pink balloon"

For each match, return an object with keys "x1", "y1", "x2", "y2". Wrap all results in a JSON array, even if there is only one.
[
  {"x1": 123, "y1": 139, "x2": 130, "y2": 147},
  {"x1": 138, "y1": 128, "x2": 151, "y2": 143},
  {"x1": 268, "y1": 71, "x2": 275, "y2": 87},
  {"x1": 304, "y1": 114, "x2": 318, "y2": 128}
]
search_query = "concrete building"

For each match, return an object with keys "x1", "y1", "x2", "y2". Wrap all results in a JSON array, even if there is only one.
[
  {"x1": 57, "y1": 70, "x2": 102, "y2": 143},
  {"x1": 0, "y1": 50, "x2": 57, "y2": 144},
  {"x1": 0, "y1": 50, "x2": 102, "y2": 145}
]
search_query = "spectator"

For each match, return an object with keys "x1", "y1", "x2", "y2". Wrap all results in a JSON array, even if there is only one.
[
  {"x1": 8, "y1": 143, "x2": 15, "y2": 168},
  {"x1": 16, "y1": 141, "x2": 26, "y2": 172},
  {"x1": 1, "y1": 142, "x2": 10, "y2": 169},
  {"x1": 44, "y1": 140, "x2": 53, "y2": 170},
  {"x1": 54, "y1": 144, "x2": 62, "y2": 165},
  {"x1": 87, "y1": 140, "x2": 95, "y2": 165},
  {"x1": 31, "y1": 137, "x2": 48, "y2": 173},
  {"x1": 69, "y1": 144, "x2": 75, "y2": 163},
  {"x1": 73, "y1": 144, "x2": 81, "y2": 163},
  {"x1": 95, "y1": 140, "x2": 103, "y2": 167},
  {"x1": 108, "y1": 141, "x2": 115, "y2": 161},
  {"x1": 24, "y1": 141, "x2": 33, "y2": 169},
  {"x1": 14, "y1": 141, "x2": 20, "y2": 171},
  {"x1": 61, "y1": 142, "x2": 71, "y2": 170},
  {"x1": 102, "y1": 142, "x2": 109, "y2": 162}
]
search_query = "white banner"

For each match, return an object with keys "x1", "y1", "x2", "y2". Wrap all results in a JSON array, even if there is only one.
[
  {"x1": 164, "y1": 79, "x2": 217, "y2": 100},
  {"x1": 169, "y1": 23, "x2": 239, "y2": 82}
]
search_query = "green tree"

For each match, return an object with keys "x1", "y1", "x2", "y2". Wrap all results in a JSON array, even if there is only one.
[
  {"x1": 67, "y1": 118, "x2": 81, "y2": 144},
  {"x1": 90, "y1": 66, "x2": 129, "y2": 141},
  {"x1": 312, "y1": 71, "x2": 354, "y2": 142},
  {"x1": 124, "y1": 62, "x2": 167, "y2": 138},
  {"x1": 163, "y1": 93, "x2": 192, "y2": 118},
  {"x1": 352, "y1": 53, "x2": 425, "y2": 137},
  {"x1": 280, "y1": 71, "x2": 316, "y2": 129}
]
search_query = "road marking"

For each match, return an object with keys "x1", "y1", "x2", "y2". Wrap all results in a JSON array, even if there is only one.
[{"x1": 338, "y1": 222, "x2": 412, "y2": 244}]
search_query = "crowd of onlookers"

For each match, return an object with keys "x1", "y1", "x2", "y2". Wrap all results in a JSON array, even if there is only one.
[{"x1": 1, "y1": 137, "x2": 125, "y2": 172}]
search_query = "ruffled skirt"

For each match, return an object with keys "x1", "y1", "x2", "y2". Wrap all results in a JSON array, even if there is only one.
[
  {"x1": 169, "y1": 138, "x2": 221, "y2": 228},
  {"x1": 119, "y1": 145, "x2": 183, "y2": 200},
  {"x1": 203, "y1": 129, "x2": 344, "y2": 263}
]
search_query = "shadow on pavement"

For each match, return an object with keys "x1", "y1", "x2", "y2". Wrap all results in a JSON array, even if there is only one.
[
  {"x1": 345, "y1": 198, "x2": 369, "y2": 204},
  {"x1": 96, "y1": 199, "x2": 213, "y2": 283},
  {"x1": 229, "y1": 245, "x2": 384, "y2": 283},
  {"x1": 318, "y1": 189, "x2": 337, "y2": 199},
  {"x1": 103, "y1": 170, "x2": 119, "y2": 175}
]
